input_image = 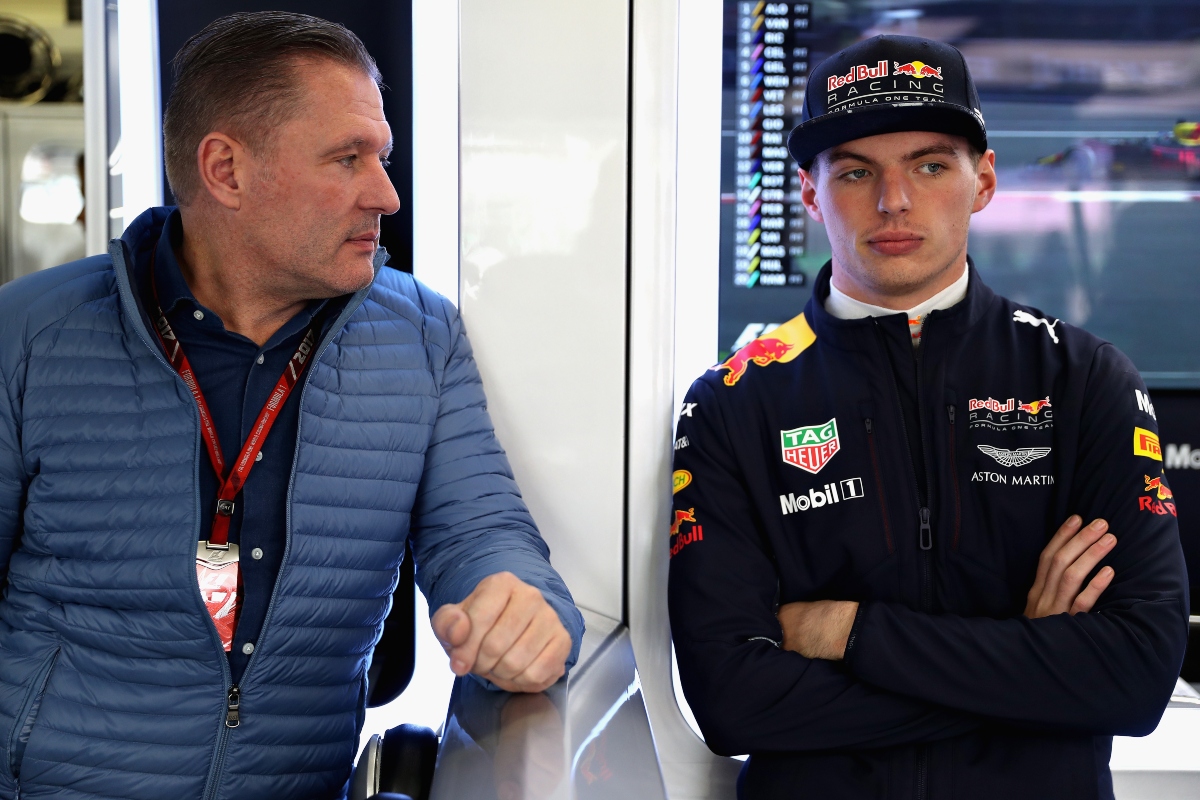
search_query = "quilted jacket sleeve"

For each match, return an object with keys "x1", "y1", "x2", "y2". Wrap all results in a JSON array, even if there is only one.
[
  {"x1": 409, "y1": 294, "x2": 584, "y2": 677},
  {"x1": 670, "y1": 378, "x2": 979, "y2": 756},
  {"x1": 845, "y1": 343, "x2": 1189, "y2": 736},
  {"x1": 0, "y1": 343, "x2": 24, "y2": 587}
]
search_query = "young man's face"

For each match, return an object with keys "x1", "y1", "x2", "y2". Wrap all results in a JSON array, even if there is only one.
[{"x1": 798, "y1": 130, "x2": 996, "y2": 303}]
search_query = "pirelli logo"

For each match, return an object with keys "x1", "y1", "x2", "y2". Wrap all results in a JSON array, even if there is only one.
[{"x1": 1134, "y1": 427, "x2": 1162, "y2": 461}]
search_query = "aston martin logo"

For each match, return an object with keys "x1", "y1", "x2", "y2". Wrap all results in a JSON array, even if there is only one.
[{"x1": 977, "y1": 445, "x2": 1052, "y2": 468}]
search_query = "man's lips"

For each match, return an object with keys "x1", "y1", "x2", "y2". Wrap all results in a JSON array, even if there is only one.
[
  {"x1": 866, "y1": 232, "x2": 923, "y2": 256},
  {"x1": 346, "y1": 233, "x2": 379, "y2": 249}
]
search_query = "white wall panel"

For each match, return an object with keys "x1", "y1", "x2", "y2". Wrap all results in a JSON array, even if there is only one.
[{"x1": 458, "y1": 0, "x2": 630, "y2": 620}]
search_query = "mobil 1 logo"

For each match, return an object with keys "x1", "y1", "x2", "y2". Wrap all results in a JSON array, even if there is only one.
[{"x1": 780, "y1": 478, "x2": 865, "y2": 515}]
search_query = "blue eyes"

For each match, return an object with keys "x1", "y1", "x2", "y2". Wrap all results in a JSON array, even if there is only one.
[
  {"x1": 839, "y1": 163, "x2": 946, "y2": 181},
  {"x1": 338, "y1": 155, "x2": 392, "y2": 168}
]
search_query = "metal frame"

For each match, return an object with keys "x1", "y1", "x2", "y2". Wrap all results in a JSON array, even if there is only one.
[
  {"x1": 82, "y1": 0, "x2": 108, "y2": 256},
  {"x1": 411, "y1": 0, "x2": 460, "y2": 304},
  {"x1": 625, "y1": 0, "x2": 741, "y2": 797}
]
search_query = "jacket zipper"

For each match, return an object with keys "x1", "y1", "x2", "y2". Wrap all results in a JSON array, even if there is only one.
[
  {"x1": 913, "y1": 344, "x2": 935, "y2": 611},
  {"x1": 916, "y1": 746, "x2": 930, "y2": 800},
  {"x1": 947, "y1": 405, "x2": 962, "y2": 551},
  {"x1": 199, "y1": 273, "x2": 367, "y2": 800},
  {"x1": 873, "y1": 320, "x2": 936, "y2": 800},
  {"x1": 864, "y1": 418, "x2": 895, "y2": 554},
  {"x1": 110, "y1": 236, "x2": 380, "y2": 800},
  {"x1": 870, "y1": 321, "x2": 935, "y2": 607}
]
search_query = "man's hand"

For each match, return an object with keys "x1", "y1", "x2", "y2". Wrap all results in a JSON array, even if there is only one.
[
  {"x1": 777, "y1": 599, "x2": 859, "y2": 660},
  {"x1": 432, "y1": 572, "x2": 572, "y2": 693},
  {"x1": 1025, "y1": 515, "x2": 1116, "y2": 618}
]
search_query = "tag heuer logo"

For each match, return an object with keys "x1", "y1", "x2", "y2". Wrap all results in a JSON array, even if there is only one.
[{"x1": 781, "y1": 419, "x2": 840, "y2": 474}]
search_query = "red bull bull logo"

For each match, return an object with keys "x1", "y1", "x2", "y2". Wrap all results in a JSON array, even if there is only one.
[
  {"x1": 1145, "y1": 474, "x2": 1174, "y2": 501},
  {"x1": 1139, "y1": 474, "x2": 1176, "y2": 516},
  {"x1": 670, "y1": 508, "x2": 697, "y2": 537},
  {"x1": 893, "y1": 60, "x2": 942, "y2": 79},
  {"x1": 713, "y1": 312, "x2": 816, "y2": 386},
  {"x1": 669, "y1": 508, "x2": 703, "y2": 558},
  {"x1": 1018, "y1": 397, "x2": 1052, "y2": 416}
]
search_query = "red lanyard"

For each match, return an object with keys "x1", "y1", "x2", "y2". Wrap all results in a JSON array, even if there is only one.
[{"x1": 148, "y1": 251, "x2": 318, "y2": 547}]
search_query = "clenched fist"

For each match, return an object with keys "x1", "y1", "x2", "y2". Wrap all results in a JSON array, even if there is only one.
[{"x1": 432, "y1": 572, "x2": 572, "y2": 693}]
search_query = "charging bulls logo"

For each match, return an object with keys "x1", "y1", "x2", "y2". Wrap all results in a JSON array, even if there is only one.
[
  {"x1": 1139, "y1": 473, "x2": 1177, "y2": 517},
  {"x1": 669, "y1": 508, "x2": 703, "y2": 558},
  {"x1": 1145, "y1": 474, "x2": 1174, "y2": 501},
  {"x1": 1018, "y1": 397, "x2": 1052, "y2": 415},
  {"x1": 893, "y1": 61, "x2": 942, "y2": 79},
  {"x1": 713, "y1": 312, "x2": 816, "y2": 387}
]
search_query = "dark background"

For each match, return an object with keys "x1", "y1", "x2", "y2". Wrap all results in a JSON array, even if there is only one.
[{"x1": 156, "y1": 0, "x2": 413, "y2": 272}]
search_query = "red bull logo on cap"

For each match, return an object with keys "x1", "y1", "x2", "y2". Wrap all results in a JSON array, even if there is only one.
[
  {"x1": 893, "y1": 60, "x2": 942, "y2": 79},
  {"x1": 713, "y1": 312, "x2": 816, "y2": 387}
]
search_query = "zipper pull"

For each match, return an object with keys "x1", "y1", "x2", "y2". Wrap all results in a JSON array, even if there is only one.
[
  {"x1": 947, "y1": 405, "x2": 956, "y2": 424},
  {"x1": 919, "y1": 507, "x2": 933, "y2": 550},
  {"x1": 225, "y1": 685, "x2": 241, "y2": 728},
  {"x1": 865, "y1": 417, "x2": 874, "y2": 435}
]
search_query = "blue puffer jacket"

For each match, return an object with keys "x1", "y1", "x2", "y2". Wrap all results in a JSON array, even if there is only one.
[{"x1": 0, "y1": 208, "x2": 583, "y2": 800}]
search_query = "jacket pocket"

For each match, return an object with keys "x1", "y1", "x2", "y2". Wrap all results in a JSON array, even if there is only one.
[{"x1": 7, "y1": 646, "x2": 61, "y2": 779}]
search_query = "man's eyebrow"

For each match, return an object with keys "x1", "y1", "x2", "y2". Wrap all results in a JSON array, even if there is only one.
[
  {"x1": 903, "y1": 143, "x2": 959, "y2": 161},
  {"x1": 824, "y1": 148, "x2": 876, "y2": 167},
  {"x1": 321, "y1": 136, "x2": 394, "y2": 157}
]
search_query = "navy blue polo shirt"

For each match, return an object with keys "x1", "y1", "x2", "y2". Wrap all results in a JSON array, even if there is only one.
[{"x1": 142, "y1": 211, "x2": 343, "y2": 682}]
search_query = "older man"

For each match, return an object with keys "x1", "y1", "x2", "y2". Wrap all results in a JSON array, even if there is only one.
[
  {"x1": 669, "y1": 35, "x2": 1188, "y2": 799},
  {"x1": 0, "y1": 12, "x2": 580, "y2": 800}
]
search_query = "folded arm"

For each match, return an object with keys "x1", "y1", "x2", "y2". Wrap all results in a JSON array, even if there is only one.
[{"x1": 839, "y1": 346, "x2": 1189, "y2": 735}]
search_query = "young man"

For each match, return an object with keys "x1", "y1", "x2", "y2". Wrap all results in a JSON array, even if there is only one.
[
  {"x1": 0, "y1": 13, "x2": 580, "y2": 800},
  {"x1": 669, "y1": 35, "x2": 1188, "y2": 799}
]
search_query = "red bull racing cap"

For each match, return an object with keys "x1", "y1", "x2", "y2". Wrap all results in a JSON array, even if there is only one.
[{"x1": 787, "y1": 34, "x2": 987, "y2": 169}]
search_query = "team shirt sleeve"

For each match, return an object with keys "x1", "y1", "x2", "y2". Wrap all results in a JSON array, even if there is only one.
[
  {"x1": 0, "y1": 356, "x2": 24, "y2": 588},
  {"x1": 845, "y1": 343, "x2": 1189, "y2": 735},
  {"x1": 668, "y1": 377, "x2": 979, "y2": 755}
]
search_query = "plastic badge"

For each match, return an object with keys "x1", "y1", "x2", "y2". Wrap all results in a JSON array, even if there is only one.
[{"x1": 196, "y1": 542, "x2": 240, "y2": 651}]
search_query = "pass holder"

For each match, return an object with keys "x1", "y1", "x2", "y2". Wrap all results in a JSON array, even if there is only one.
[
  {"x1": 196, "y1": 539, "x2": 240, "y2": 652},
  {"x1": 148, "y1": 246, "x2": 316, "y2": 656}
]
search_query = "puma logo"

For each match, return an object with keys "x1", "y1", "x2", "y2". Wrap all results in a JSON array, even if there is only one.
[{"x1": 1013, "y1": 310, "x2": 1060, "y2": 344}]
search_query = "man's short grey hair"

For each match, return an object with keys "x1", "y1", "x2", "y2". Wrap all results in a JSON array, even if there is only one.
[{"x1": 163, "y1": 11, "x2": 381, "y2": 205}]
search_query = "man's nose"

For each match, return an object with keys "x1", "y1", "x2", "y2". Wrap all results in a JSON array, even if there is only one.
[
  {"x1": 367, "y1": 159, "x2": 402, "y2": 216},
  {"x1": 876, "y1": 170, "x2": 911, "y2": 216}
]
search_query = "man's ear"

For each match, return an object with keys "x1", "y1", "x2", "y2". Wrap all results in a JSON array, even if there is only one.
[
  {"x1": 799, "y1": 166, "x2": 823, "y2": 223},
  {"x1": 195, "y1": 132, "x2": 247, "y2": 211},
  {"x1": 971, "y1": 149, "x2": 997, "y2": 214}
]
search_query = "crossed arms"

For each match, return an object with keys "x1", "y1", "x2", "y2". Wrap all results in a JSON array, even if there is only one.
[{"x1": 667, "y1": 348, "x2": 1188, "y2": 756}]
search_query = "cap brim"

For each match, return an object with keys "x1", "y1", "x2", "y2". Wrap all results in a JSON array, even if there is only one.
[{"x1": 787, "y1": 103, "x2": 987, "y2": 169}]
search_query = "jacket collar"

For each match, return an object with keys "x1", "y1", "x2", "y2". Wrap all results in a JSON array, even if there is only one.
[{"x1": 805, "y1": 257, "x2": 995, "y2": 352}]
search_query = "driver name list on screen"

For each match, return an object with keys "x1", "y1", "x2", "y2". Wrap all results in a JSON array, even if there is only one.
[{"x1": 729, "y1": 2, "x2": 810, "y2": 289}]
